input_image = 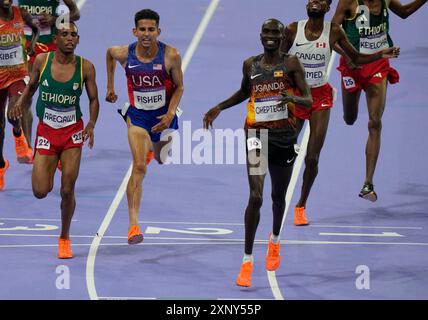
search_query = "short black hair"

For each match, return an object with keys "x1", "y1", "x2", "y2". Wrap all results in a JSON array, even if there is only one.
[
  {"x1": 135, "y1": 9, "x2": 160, "y2": 27},
  {"x1": 54, "y1": 20, "x2": 78, "y2": 35},
  {"x1": 328, "y1": 0, "x2": 332, "y2": 4}
]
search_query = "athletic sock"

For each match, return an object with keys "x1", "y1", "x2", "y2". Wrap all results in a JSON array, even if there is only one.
[
  {"x1": 271, "y1": 234, "x2": 280, "y2": 244},
  {"x1": 243, "y1": 254, "x2": 253, "y2": 264}
]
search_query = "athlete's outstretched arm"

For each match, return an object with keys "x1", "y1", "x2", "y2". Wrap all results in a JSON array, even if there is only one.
[
  {"x1": 203, "y1": 58, "x2": 252, "y2": 129},
  {"x1": 283, "y1": 56, "x2": 313, "y2": 109},
  {"x1": 8, "y1": 54, "x2": 46, "y2": 121},
  {"x1": 151, "y1": 47, "x2": 184, "y2": 133},
  {"x1": 331, "y1": 0, "x2": 355, "y2": 25},
  {"x1": 332, "y1": 23, "x2": 400, "y2": 64},
  {"x1": 389, "y1": 0, "x2": 427, "y2": 18},
  {"x1": 281, "y1": 23, "x2": 297, "y2": 53},
  {"x1": 20, "y1": 7, "x2": 40, "y2": 55},
  {"x1": 63, "y1": 0, "x2": 81, "y2": 21},
  {"x1": 83, "y1": 59, "x2": 100, "y2": 149},
  {"x1": 105, "y1": 45, "x2": 128, "y2": 103}
]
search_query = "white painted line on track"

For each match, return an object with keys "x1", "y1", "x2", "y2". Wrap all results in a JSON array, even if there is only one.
[
  {"x1": 268, "y1": 51, "x2": 338, "y2": 300},
  {"x1": 310, "y1": 224, "x2": 422, "y2": 230},
  {"x1": 85, "y1": 0, "x2": 221, "y2": 300},
  {"x1": 4, "y1": 239, "x2": 428, "y2": 249}
]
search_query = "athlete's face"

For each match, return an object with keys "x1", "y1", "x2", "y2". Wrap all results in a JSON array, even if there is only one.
[
  {"x1": 133, "y1": 19, "x2": 161, "y2": 48},
  {"x1": 54, "y1": 24, "x2": 79, "y2": 54},
  {"x1": 307, "y1": 0, "x2": 330, "y2": 18},
  {"x1": 0, "y1": 0, "x2": 13, "y2": 9},
  {"x1": 260, "y1": 20, "x2": 284, "y2": 51}
]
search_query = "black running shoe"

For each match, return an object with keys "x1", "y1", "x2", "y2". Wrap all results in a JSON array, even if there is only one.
[{"x1": 359, "y1": 183, "x2": 378, "y2": 202}]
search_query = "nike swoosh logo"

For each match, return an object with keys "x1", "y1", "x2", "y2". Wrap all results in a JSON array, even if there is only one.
[
  {"x1": 321, "y1": 103, "x2": 330, "y2": 107},
  {"x1": 296, "y1": 43, "x2": 310, "y2": 47},
  {"x1": 128, "y1": 64, "x2": 140, "y2": 69},
  {"x1": 251, "y1": 74, "x2": 262, "y2": 80},
  {"x1": 287, "y1": 157, "x2": 295, "y2": 164}
]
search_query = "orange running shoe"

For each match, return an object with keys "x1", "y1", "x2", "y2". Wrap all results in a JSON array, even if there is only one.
[
  {"x1": 0, "y1": 160, "x2": 10, "y2": 191},
  {"x1": 13, "y1": 129, "x2": 33, "y2": 164},
  {"x1": 58, "y1": 238, "x2": 73, "y2": 259},
  {"x1": 146, "y1": 151, "x2": 154, "y2": 165},
  {"x1": 236, "y1": 261, "x2": 253, "y2": 287},
  {"x1": 265, "y1": 234, "x2": 281, "y2": 271},
  {"x1": 294, "y1": 207, "x2": 309, "y2": 226},
  {"x1": 128, "y1": 225, "x2": 144, "y2": 244}
]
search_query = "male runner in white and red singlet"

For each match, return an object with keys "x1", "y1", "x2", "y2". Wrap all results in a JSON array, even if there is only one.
[
  {"x1": 106, "y1": 9, "x2": 184, "y2": 245},
  {"x1": 282, "y1": 0, "x2": 398, "y2": 225}
]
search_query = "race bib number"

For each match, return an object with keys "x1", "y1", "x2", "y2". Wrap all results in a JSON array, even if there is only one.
[
  {"x1": 0, "y1": 45, "x2": 24, "y2": 66},
  {"x1": 254, "y1": 96, "x2": 288, "y2": 122},
  {"x1": 247, "y1": 137, "x2": 262, "y2": 151},
  {"x1": 342, "y1": 76, "x2": 356, "y2": 90},
  {"x1": 133, "y1": 88, "x2": 166, "y2": 110},
  {"x1": 43, "y1": 106, "x2": 77, "y2": 129},
  {"x1": 71, "y1": 130, "x2": 83, "y2": 144},
  {"x1": 360, "y1": 33, "x2": 389, "y2": 54},
  {"x1": 304, "y1": 64, "x2": 327, "y2": 87},
  {"x1": 36, "y1": 136, "x2": 50, "y2": 150}
]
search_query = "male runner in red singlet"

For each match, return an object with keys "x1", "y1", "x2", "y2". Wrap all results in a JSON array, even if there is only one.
[
  {"x1": 332, "y1": 0, "x2": 427, "y2": 201},
  {"x1": 282, "y1": 0, "x2": 398, "y2": 225},
  {"x1": 106, "y1": 9, "x2": 184, "y2": 245},
  {"x1": 10, "y1": 22, "x2": 100, "y2": 259},
  {"x1": 0, "y1": 0, "x2": 38, "y2": 190},
  {"x1": 204, "y1": 19, "x2": 313, "y2": 287}
]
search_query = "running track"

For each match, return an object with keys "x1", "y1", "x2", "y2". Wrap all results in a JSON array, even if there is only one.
[{"x1": 1, "y1": 0, "x2": 427, "y2": 300}]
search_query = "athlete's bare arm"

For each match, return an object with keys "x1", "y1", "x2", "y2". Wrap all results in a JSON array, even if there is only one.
[
  {"x1": 105, "y1": 45, "x2": 129, "y2": 103},
  {"x1": 281, "y1": 23, "x2": 298, "y2": 53},
  {"x1": 389, "y1": 0, "x2": 427, "y2": 18},
  {"x1": 63, "y1": 0, "x2": 81, "y2": 21},
  {"x1": 20, "y1": 7, "x2": 40, "y2": 55},
  {"x1": 82, "y1": 59, "x2": 100, "y2": 149},
  {"x1": 8, "y1": 53, "x2": 47, "y2": 121},
  {"x1": 331, "y1": 0, "x2": 357, "y2": 25},
  {"x1": 151, "y1": 46, "x2": 184, "y2": 133},
  {"x1": 331, "y1": 23, "x2": 400, "y2": 63},
  {"x1": 203, "y1": 58, "x2": 252, "y2": 129},
  {"x1": 283, "y1": 55, "x2": 313, "y2": 108}
]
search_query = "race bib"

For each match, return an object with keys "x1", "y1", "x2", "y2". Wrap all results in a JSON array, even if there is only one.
[
  {"x1": 360, "y1": 32, "x2": 389, "y2": 54},
  {"x1": 133, "y1": 87, "x2": 166, "y2": 110},
  {"x1": 254, "y1": 96, "x2": 288, "y2": 122},
  {"x1": 342, "y1": 76, "x2": 356, "y2": 90},
  {"x1": 304, "y1": 63, "x2": 327, "y2": 87},
  {"x1": 247, "y1": 137, "x2": 262, "y2": 151},
  {"x1": 71, "y1": 130, "x2": 83, "y2": 144},
  {"x1": 43, "y1": 106, "x2": 77, "y2": 129},
  {"x1": 0, "y1": 45, "x2": 24, "y2": 66},
  {"x1": 36, "y1": 136, "x2": 50, "y2": 150}
]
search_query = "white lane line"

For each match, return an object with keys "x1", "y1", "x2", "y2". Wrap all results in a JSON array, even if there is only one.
[
  {"x1": 319, "y1": 232, "x2": 404, "y2": 237},
  {"x1": 4, "y1": 239, "x2": 428, "y2": 249},
  {"x1": 268, "y1": 52, "x2": 338, "y2": 300},
  {"x1": 310, "y1": 224, "x2": 422, "y2": 230},
  {"x1": 0, "y1": 218, "x2": 77, "y2": 222},
  {"x1": 140, "y1": 220, "x2": 244, "y2": 226},
  {"x1": 85, "y1": 0, "x2": 221, "y2": 301}
]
